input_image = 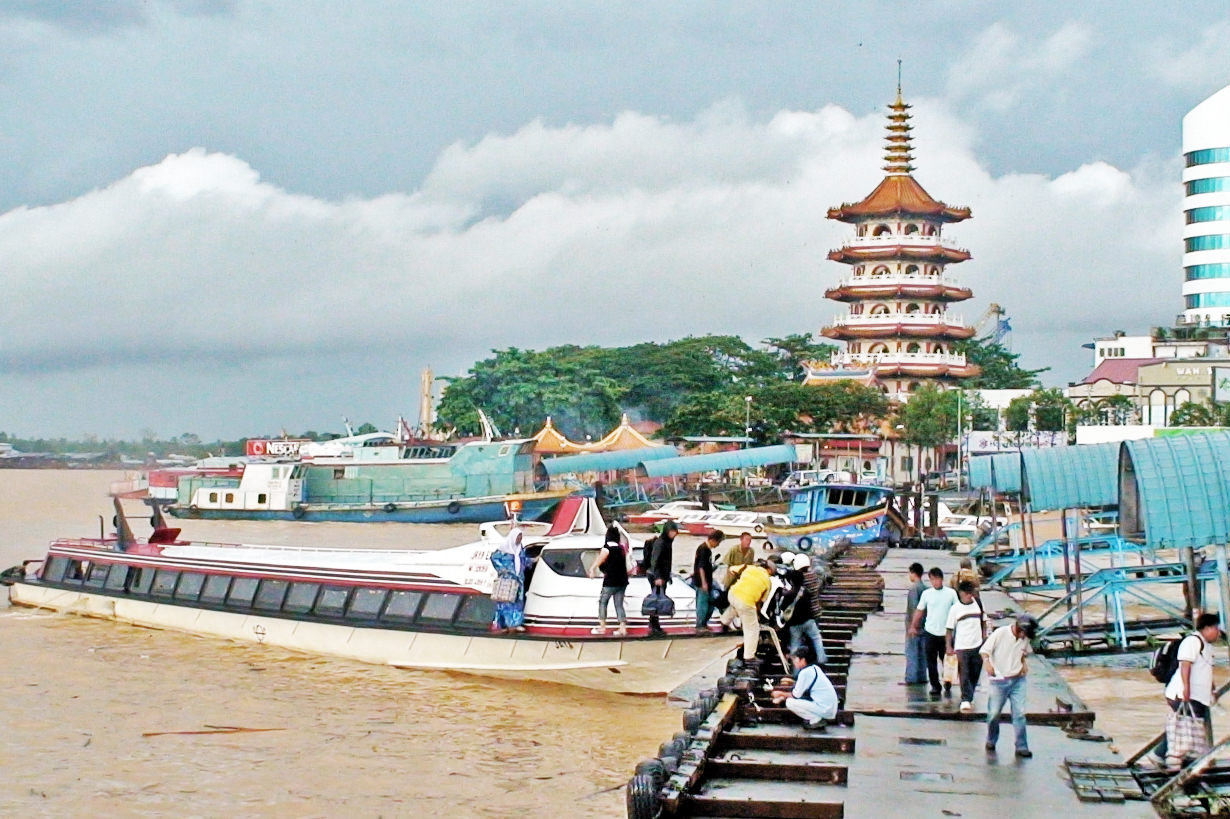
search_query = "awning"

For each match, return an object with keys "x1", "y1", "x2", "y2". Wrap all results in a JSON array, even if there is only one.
[
  {"x1": 1120, "y1": 431, "x2": 1230, "y2": 550},
  {"x1": 967, "y1": 452, "x2": 1023, "y2": 494},
  {"x1": 1021, "y1": 443, "x2": 1119, "y2": 511},
  {"x1": 543, "y1": 446, "x2": 678, "y2": 476},
  {"x1": 639, "y1": 444, "x2": 799, "y2": 479}
]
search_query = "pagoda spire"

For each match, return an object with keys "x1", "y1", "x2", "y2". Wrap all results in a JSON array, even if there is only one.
[{"x1": 884, "y1": 60, "x2": 914, "y2": 176}]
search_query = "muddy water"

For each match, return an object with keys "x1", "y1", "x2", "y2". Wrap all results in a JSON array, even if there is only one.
[{"x1": 0, "y1": 471, "x2": 677, "y2": 818}]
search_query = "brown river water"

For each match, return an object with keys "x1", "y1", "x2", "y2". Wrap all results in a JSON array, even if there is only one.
[{"x1": 0, "y1": 471, "x2": 1212, "y2": 816}]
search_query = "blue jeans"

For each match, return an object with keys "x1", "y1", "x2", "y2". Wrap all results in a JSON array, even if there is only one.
[
  {"x1": 986, "y1": 676, "x2": 1029, "y2": 751},
  {"x1": 695, "y1": 586, "x2": 713, "y2": 628},
  {"x1": 598, "y1": 586, "x2": 626, "y2": 625},
  {"x1": 789, "y1": 620, "x2": 828, "y2": 665},
  {"x1": 904, "y1": 633, "x2": 927, "y2": 684}
]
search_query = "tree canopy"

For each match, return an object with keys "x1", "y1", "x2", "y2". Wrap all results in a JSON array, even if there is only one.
[{"x1": 952, "y1": 338, "x2": 1047, "y2": 389}]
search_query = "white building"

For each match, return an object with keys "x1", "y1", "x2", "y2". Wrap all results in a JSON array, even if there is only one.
[{"x1": 1181, "y1": 84, "x2": 1230, "y2": 328}]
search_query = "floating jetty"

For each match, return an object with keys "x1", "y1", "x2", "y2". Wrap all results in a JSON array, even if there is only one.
[{"x1": 626, "y1": 546, "x2": 1156, "y2": 818}]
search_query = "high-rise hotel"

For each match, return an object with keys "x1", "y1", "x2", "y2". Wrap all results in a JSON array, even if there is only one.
[{"x1": 1181, "y1": 84, "x2": 1230, "y2": 328}]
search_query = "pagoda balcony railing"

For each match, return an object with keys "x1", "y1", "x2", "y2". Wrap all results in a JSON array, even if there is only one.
[
  {"x1": 830, "y1": 312, "x2": 966, "y2": 327},
  {"x1": 832, "y1": 351, "x2": 968, "y2": 367},
  {"x1": 831, "y1": 273, "x2": 967, "y2": 289},
  {"x1": 841, "y1": 234, "x2": 970, "y2": 254}
]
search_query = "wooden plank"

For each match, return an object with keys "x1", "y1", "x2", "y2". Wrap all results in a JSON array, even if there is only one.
[
  {"x1": 721, "y1": 732, "x2": 856, "y2": 754},
  {"x1": 684, "y1": 795, "x2": 844, "y2": 818},
  {"x1": 704, "y1": 760, "x2": 848, "y2": 784}
]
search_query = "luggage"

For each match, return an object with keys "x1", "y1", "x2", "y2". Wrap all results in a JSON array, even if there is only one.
[
  {"x1": 641, "y1": 588, "x2": 676, "y2": 617},
  {"x1": 1165, "y1": 701, "x2": 1210, "y2": 765},
  {"x1": 490, "y1": 576, "x2": 520, "y2": 603}
]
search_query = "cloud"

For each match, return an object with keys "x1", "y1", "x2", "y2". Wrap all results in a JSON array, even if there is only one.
[
  {"x1": 1148, "y1": 20, "x2": 1230, "y2": 91},
  {"x1": 0, "y1": 0, "x2": 236, "y2": 34},
  {"x1": 947, "y1": 21, "x2": 1094, "y2": 112},
  {"x1": 0, "y1": 100, "x2": 1179, "y2": 409}
]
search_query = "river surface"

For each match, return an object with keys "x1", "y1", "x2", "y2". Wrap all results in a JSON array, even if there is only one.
[
  {"x1": 0, "y1": 470, "x2": 678, "y2": 818},
  {"x1": 0, "y1": 471, "x2": 1206, "y2": 816}
]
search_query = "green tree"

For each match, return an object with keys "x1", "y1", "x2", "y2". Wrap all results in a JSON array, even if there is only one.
[
  {"x1": 895, "y1": 386, "x2": 959, "y2": 480},
  {"x1": 953, "y1": 338, "x2": 1047, "y2": 389},
  {"x1": 1170, "y1": 399, "x2": 1230, "y2": 427}
]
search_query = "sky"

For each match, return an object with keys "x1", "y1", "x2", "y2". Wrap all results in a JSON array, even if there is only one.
[{"x1": 1, "y1": 1, "x2": 1228, "y2": 440}]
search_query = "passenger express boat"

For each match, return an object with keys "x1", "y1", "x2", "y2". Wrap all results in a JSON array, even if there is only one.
[
  {"x1": 764, "y1": 483, "x2": 898, "y2": 554},
  {"x1": 2, "y1": 501, "x2": 739, "y2": 694},
  {"x1": 681, "y1": 510, "x2": 790, "y2": 539}
]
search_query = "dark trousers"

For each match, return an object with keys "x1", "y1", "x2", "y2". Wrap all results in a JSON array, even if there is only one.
[
  {"x1": 956, "y1": 648, "x2": 983, "y2": 703},
  {"x1": 924, "y1": 633, "x2": 947, "y2": 691}
]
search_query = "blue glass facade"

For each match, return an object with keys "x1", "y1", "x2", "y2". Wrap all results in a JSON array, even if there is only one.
[
  {"x1": 1185, "y1": 234, "x2": 1230, "y2": 252},
  {"x1": 1185, "y1": 176, "x2": 1230, "y2": 195},
  {"x1": 1186, "y1": 147, "x2": 1230, "y2": 167},
  {"x1": 1185, "y1": 292, "x2": 1230, "y2": 308},
  {"x1": 1186, "y1": 205, "x2": 1230, "y2": 224},
  {"x1": 1185, "y1": 263, "x2": 1230, "y2": 280}
]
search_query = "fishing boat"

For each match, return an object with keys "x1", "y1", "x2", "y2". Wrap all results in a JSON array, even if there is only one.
[
  {"x1": 764, "y1": 483, "x2": 899, "y2": 554},
  {"x1": 2, "y1": 501, "x2": 739, "y2": 694},
  {"x1": 162, "y1": 434, "x2": 565, "y2": 524}
]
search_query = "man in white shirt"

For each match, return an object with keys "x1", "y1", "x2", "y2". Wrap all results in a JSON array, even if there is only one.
[
  {"x1": 909, "y1": 567, "x2": 958, "y2": 697},
  {"x1": 1151, "y1": 612, "x2": 1223, "y2": 766},
  {"x1": 771, "y1": 645, "x2": 839, "y2": 730},
  {"x1": 980, "y1": 614, "x2": 1037, "y2": 758},
  {"x1": 945, "y1": 580, "x2": 985, "y2": 712}
]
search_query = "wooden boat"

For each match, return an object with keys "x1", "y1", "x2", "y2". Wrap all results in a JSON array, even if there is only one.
[
  {"x1": 2, "y1": 501, "x2": 738, "y2": 694},
  {"x1": 764, "y1": 483, "x2": 898, "y2": 554}
]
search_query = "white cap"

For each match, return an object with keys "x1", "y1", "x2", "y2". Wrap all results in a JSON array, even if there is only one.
[
  {"x1": 779, "y1": 552, "x2": 797, "y2": 567},
  {"x1": 793, "y1": 555, "x2": 811, "y2": 570}
]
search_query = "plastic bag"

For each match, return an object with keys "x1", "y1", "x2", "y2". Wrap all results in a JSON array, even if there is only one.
[
  {"x1": 942, "y1": 653, "x2": 959, "y2": 685},
  {"x1": 1166, "y1": 702, "x2": 1211, "y2": 766}
]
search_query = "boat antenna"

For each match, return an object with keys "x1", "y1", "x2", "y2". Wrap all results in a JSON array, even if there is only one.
[
  {"x1": 342, "y1": 416, "x2": 354, "y2": 437},
  {"x1": 112, "y1": 497, "x2": 136, "y2": 552},
  {"x1": 476, "y1": 409, "x2": 501, "y2": 442}
]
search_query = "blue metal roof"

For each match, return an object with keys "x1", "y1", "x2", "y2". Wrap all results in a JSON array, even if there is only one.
[
  {"x1": 1120, "y1": 431, "x2": 1230, "y2": 550},
  {"x1": 990, "y1": 453, "x2": 1023, "y2": 493},
  {"x1": 1021, "y1": 442, "x2": 1119, "y2": 511},
  {"x1": 542, "y1": 446, "x2": 677, "y2": 476},
  {"x1": 640, "y1": 444, "x2": 799, "y2": 479},
  {"x1": 967, "y1": 455, "x2": 994, "y2": 490}
]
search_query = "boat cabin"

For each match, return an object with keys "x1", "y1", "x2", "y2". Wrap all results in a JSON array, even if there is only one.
[{"x1": 787, "y1": 483, "x2": 893, "y2": 526}]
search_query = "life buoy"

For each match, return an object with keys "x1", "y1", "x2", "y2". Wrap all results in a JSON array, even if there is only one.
[
  {"x1": 188, "y1": 504, "x2": 199, "y2": 513},
  {"x1": 797, "y1": 536, "x2": 814, "y2": 552},
  {"x1": 753, "y1": 524, "x2": 763, "y2": 533},
  {"x1": 383, "y1": 503, "x2": 397, "y2": 514},
  {"x1": 291, "y1": 506, "x2": 307, "y2": 519},
  {"x1": 446, "y1": 500, "x2": 461, "y2": 515}
]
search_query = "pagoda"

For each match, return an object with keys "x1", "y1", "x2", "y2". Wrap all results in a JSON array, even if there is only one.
[{"x1": 804, "y1": 82, "x2": 979, "y2": 398}]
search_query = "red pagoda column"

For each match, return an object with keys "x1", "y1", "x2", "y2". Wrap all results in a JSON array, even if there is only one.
[{"x1": 804, "y1": 87, "x2": 980, "y2": 398}]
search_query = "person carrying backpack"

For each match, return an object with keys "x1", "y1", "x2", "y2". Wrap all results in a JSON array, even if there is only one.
[{"x1": 1145, "y1": 613, "x2": 1223, "y2": 767}]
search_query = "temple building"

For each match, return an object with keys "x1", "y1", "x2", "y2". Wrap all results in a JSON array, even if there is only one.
[{"x1": 804, "y1": 85, "x2": 979, "y2": 398}]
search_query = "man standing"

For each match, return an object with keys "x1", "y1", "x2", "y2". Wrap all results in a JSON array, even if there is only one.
[
  {"x1": 904, "y1": 562, "x2": 927, "y2": 685},
  {"x1": 722, "y1": 532, "x2": 757, "y2": 585},
  {"x1": 720, "y1": 559, "x2": 772, "y2": 667},
  {"x1": 909, "y1": 567, "x2": 958, "y2": 696},
  {"x1": 1156, "y1": 612, "x2": 1223, "y2": 766},
  {"x1": 771, "y1": 645, "x2": 839, "y2": 730},
  {"x1": 784, "y1": 554, "x2": 827, "y2": 665},
  {"x1": 945, "y1": 580, "x2": 985, "y2": 712},
  {"x1": 646, "y1": 520, "x2": 678, "y2": 637},
  {"x1": 981, "y1": 614, "x2": 1038, "y2": 758},
  {"x1": 692, "y1": 529, "x2": 723, "y2": 631}
]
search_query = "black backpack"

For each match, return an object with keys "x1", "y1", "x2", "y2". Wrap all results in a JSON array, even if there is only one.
[{"x1": 1150, "y1": 637, "x2": 1184, "y2": 684}]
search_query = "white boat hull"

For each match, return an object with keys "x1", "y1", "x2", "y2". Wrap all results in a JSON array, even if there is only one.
[{"x1": 8, "y1": 583, "x2": 739, "y2": 695}]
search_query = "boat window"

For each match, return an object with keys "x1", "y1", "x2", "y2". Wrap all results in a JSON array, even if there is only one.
[
  {"x1": 417, "y1": 593, "x2": 462, "y2": 624},
  {"x1": 209, "y1": 492, "x2": 219, "y2": 503},
  {"x1": 284, "y1": 582, "x2": 320, "y2": 614},
  {"x1": 253, "y1": 579, "x2": 289, "y2": 611},
  {"x1": 200, "y1": 573, "x2": 231, "y2": 604},
  {"x1": 498, "y1": 445, "x2": 510, "y2": 456},
  {"x1": 381, "y1": 590, "x2": 424, "y2": 623},
  {"x1": 225, "y1": 493, "x2": 234, "y2": 504},
  {"x1": 104, "y1": 564, "x2": 129, "y2": 591},
  {"x1": 42, "y1": 556, "x2": 68, "y2": 583},
  {"x1": 539, "y1": 548, "x2": 597, "y2": 578},
  {"x1": 347, "y1": 588, "x2": 387, "y2": 619},
  {"x1": 456, "y1": 594, "x2": 496, "y2": 628},
  {"x1": 151, "y1": 570, "x2": 180, "y2": 599},
  {"x1": 84, "y1": 561, "x2": 111, "y2": 589},
  {"x1": 175, "y1": 572, "x2": 207, "y2": 601},
  {"x1": 257, "y1": 493, "x2": 267, "y2": 505},
  {"x1": 314, "y1": 586, "x2": 350, "y2": 617},
  {"x1": 333, "y1": 469, "x2": 345, "y2": 480},
  {"x1": 226, "y1": 576, "x2": 260, "y2": 607},
  {"x1": 63, "y1": 560, "x2": 85, "y2": 584},
  {"x1": 127, "y1": 567, "x2": 154, "y2": 595}
]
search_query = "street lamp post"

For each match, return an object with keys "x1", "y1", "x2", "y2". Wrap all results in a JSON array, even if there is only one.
[{"x1": 744, "y1": 396, "x2": 753, "y2": 448}]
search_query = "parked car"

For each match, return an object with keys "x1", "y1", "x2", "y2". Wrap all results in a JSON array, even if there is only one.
[{"x1": 782, "y1": 469, "x2": 854, "y2": 488}]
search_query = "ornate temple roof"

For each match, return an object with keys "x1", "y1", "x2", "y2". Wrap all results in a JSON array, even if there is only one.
[
  {"x1": 826, "y1": 244, "x2": 971, "y2": 264},
  {"x1": 532, "y1": 414, "x2": 661, "y2": 455}
]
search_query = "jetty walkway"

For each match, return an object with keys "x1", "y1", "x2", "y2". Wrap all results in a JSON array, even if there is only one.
[{"x1": 629, "y1": 546, "x2": 1151, "y2": 818}]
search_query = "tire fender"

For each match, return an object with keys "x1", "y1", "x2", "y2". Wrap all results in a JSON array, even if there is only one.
[{"x1": 447, "y1": 500, "x2": 461, "y2": 515}]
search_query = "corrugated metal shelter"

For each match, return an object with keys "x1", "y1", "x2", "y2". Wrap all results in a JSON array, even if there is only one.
[
  {"x1": 1119, "y1": 431, "x2": 1230, "y2": 549},
  {"x1": 639, "y1": 444, "x2": 799, "y2": 479},
  {"x1": 1021, "y1": 443, "x2": 1119, "y2": 511},
  {"x1": 967, "y1": 455, "x2": 994, "y2": 490},
  {"x1": 542, "y1": 446, "x2": 678, "y2": 476},
  {"x1": 967, "y1": 452, "x2": 1023, "y2": 494}
]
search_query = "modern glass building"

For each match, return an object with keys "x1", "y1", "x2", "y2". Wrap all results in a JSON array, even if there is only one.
[{"x1": 1182, "y1": 84, "x2": 1230, "y2": 326}]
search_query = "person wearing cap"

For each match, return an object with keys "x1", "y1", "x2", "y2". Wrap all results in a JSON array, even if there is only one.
[
  {"x1": 980, "y1": 614, "x2": 1038, "y2": 758},
  {"x1": 782, "y1": 554, "x2": 827, "y2": 666},
  {"x1": 1149, "y1": 612, "x2": 1223, "y2": 767},
  {"x1": 720, "y1": 558, "x2": 773, "y2": 666},
  {"x1": 645, "y1": 520, "x2": 679, "y2": 637}
]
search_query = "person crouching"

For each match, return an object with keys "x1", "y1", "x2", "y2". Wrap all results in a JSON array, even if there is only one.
[{"x1": 771, "y1": 645, "x2": 839, "y2": 730}]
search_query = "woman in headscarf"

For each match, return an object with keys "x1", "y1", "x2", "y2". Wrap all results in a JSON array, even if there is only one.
[{"x1": 490, "y1": 528, "x2": 527, "y2": 633}]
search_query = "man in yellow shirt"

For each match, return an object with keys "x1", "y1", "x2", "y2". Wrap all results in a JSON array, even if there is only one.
[{"x1": 720, "y1": 559, "x2": 772, "y2": 666}]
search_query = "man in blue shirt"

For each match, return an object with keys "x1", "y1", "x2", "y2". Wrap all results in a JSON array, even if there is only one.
[{"x1": 908, "y1": 567, "x2": 958, "y2": 697}]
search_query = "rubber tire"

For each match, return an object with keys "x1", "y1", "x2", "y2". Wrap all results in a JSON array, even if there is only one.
[
  {"x1": 754, "y1": 524, "x2": 763, "y2": 533},
  {"x1": 797, "y1": 536, "x2": 814, "y2": 552},
  {"x1": 447, "y1": 500, "x2": 461, "y2": 515},
  {"x1": 658, "y1": 738, "x2": 684, "y2": 759},
  {"x1": 291, "y1": 506, "x2": 306, "y2": 519},
  {"x1": 716, "y1": 675, "x2": 734, "y2": 695},
  {"x1": 682, "y1": 706, "x2": 704, "y2": 734},
  {"x1": 633, "y1": 758, "x2": 667, "y2": 788},
  {"x1": 658, "y1": 754, "x2": 679, "y2": 774},
  {"x1": 626, "y1": 774, "x2": 660, "y2": 819},
  {"x1": 671, "y1": 731, "x2": 692, "y2": 747},
  {"x1": 383, "y1": 503, "x2": 397, "y2": 513}
]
